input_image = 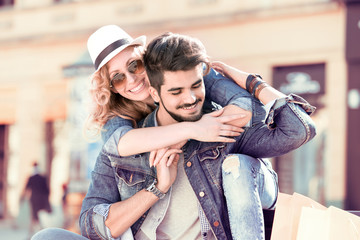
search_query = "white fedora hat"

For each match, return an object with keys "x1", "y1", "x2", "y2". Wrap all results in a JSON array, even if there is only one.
[{"x1": 87, "y1": 25, "x2": 146, "y2": 73}]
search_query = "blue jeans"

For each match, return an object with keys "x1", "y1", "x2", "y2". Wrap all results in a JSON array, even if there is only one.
[
  {"x1": 222, "y1": 154, "x2": 278, "y2": 240},
  {"x1": 31, "y1": 228, "x2": 88, "y2": 240}
]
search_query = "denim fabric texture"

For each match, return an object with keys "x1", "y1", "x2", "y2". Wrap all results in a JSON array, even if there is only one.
[{"x1": 222, "y1": 155, "x2": 278, "y2": 240}]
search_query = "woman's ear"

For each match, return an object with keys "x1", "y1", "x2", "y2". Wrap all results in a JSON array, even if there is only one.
[{"x1": 149, "y1": 87, "x2": 160, "y2": 103}]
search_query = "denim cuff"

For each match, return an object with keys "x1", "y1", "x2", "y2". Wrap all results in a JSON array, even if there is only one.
[
  {"x1": 228, "y1": 97, "x2": 252, "y2": 112},
  {"x1": 265, "y1": 94, "x2": 316, "y2": 129},
  {"x1": 93, "y1": 204, "x2": 120, "y2": 240},
  {"x1": 93, "y1": 204, "x2": 134, "y2": 240}
]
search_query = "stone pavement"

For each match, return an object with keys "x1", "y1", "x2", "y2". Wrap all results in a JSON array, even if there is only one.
[
  {"x1": 0, "y1": 203, "x2": 67, "y2": 240},
  {"x1": 0, "y1": 218, "x2": 30, "y2": 240}
]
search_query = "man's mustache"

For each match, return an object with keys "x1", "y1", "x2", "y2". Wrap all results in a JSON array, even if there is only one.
[{"x1": 176, "y1": 98, "x2": 202, "y2": 109}]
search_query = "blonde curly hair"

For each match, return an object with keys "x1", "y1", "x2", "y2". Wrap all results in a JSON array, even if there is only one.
[{"x1": 85, "y1": 46, "x2": 154, "y2": 137}]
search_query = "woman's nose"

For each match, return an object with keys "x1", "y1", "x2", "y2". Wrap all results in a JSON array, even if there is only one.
[{"x1": 125, "y1": 72, "x2": 136, "y2": 84}]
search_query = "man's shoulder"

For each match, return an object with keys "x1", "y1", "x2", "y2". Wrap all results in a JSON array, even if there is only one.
[{"x1": 140, "y1": 110, "x2": 157, "y2": 128}]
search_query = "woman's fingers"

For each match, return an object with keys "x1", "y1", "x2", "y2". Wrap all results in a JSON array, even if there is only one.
[
  {"x1": 208, "y1": 108, "x2": 224, "y2": 117},
  {"x1": 221, "y1": 124, "x2": 244, "y2": 133},
  {"x1": 155, "y1": 148, "x2": 182, "y2": 167},
  {"x1": 149, "y1": 150, "x2": 156, "y2": 167},
  {"x1": 166, "y1": 154, "x2": 176, "y2": 167},
  {"x1": 153, "y1": 148, "x2": 169, "y2": 167},
  {"x1": 219, "y1": 129, "x2": 243, "y2": 137},
  {"x1": 217, "y1": 113, "x2": 247, "y2": 123}
]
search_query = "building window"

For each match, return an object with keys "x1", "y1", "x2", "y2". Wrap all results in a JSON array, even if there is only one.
[
  {"x1": 0, "y1": 0, "x2": 14, "y2": 8},
  {"x1": 54, "y1": 0, "x2": 74, "y2": 3}
]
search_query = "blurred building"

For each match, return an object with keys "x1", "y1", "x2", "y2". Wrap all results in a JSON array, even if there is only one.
[{"x1": 0, "y1": 0, "x2": 359, "y2": 228}]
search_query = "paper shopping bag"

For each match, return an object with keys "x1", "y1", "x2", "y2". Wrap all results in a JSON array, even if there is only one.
[
  {"x1": 327, "y1": 206, "x2": 360, "y2": 240},
  {"x1": 296, "y1": 206, "x2": 360, "y2": 240},
  {"x1": 296, "y1": 207, "x2": 329, "y2": 240},
  {"x1": 270, "y1": 192, "x2": 326, "y2": 240}
]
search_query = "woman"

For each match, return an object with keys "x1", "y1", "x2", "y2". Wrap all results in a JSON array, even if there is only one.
[{"x1": 86, "y1": 25, "x2": 251, "y2": 161}]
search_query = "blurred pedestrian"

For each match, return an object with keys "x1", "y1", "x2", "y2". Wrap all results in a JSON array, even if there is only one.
[
  {"x1": 21, "y1": 162, "x2": 52, "y2": 236},
  {"x1": 61, "y1": 182, "x2": 70, "y2": 229}
]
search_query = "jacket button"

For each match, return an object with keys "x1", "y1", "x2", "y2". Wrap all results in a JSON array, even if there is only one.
[
  {"x1": 186, "y1": 161, "x2": 192, "y2": 167},
  {"x1": 199, "y1": 191, "x2": 205, "y2": 197},
  {"x1": 213, "y1": 221, "x2": 219, "y2": 227}
]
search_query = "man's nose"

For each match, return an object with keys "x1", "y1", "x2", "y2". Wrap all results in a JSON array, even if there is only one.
[{"x1": 183, "y1": 90, "x2": 197, "y2": 103}]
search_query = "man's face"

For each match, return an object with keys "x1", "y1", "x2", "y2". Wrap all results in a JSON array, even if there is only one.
[{"x1": 154, "y1": 64, "x2": 206, "y2": 124}]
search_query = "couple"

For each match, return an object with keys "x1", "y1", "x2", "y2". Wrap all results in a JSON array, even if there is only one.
[{"x1": 32, "y1": 25, "x2": 316, "y2": 240}]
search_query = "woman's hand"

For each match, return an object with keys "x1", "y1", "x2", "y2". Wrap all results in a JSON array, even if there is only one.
[
  {"x1": 189, "y1": 108, "x2": 246, "y2": 143},
  {"x1": 211, "y1": 61, "x2": 249, "y2": 89}
]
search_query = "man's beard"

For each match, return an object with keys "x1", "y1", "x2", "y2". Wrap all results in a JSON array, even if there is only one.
[{"x1": 160, "y1": 98, "x2": 203, "y2": 122}]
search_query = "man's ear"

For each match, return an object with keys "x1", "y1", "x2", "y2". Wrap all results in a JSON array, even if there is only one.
[{"x1": 149, "y1": 86, "x2": 160, "y2": 103}]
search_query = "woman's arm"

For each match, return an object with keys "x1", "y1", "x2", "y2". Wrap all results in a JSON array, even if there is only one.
[
  {"x1": 211, "y1": 61, "x2": 316, "y2": 158},
  {"x1": 110, "y1": 67, "x2": 253, "y2": 157},
  {"x1": 114, "y1": 109, "x2": 245, "y2": 156},
  {"x1": 211, "y1": 61, "x2": 286, "y2": 105}
]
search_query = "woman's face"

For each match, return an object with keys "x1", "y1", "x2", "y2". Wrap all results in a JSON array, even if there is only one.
[{"x1": 107, "y1": 46, "x2": 150, "y2": 102}]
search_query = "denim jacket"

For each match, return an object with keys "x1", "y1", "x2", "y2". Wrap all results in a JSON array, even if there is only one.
[{"x1": 80, "y1": 70, "x2": 316, "y2": 240}]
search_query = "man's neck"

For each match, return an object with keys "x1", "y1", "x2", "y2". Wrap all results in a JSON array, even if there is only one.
[{"x1": 156, "y1": 107, "x2": 178, "y2": 126}]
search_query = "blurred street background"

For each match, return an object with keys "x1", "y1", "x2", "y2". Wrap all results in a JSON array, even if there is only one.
[{"x1": 1, "y1": 0, "x2": 360, "y2": 239}]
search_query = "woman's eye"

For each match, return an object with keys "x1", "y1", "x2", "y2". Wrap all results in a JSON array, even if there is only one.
[
  {"x1": 128, "y1": 61, "x2": 138, "y2": 72},
  {"x1": 112, "y1": 73, "x2": 124, "y2": 81}
]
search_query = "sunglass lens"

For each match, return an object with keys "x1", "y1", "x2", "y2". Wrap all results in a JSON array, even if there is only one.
[
  {"x1": 128, "y1": 59, "x2": 145, "y2": 74},
  {"x1": 111, "y1": 73, "x2": 125, "y2": 88}
]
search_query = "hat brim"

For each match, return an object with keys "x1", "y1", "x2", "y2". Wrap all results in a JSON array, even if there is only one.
[{"x1": 94, "y1": 35, "x2": 146, "y2": 73}]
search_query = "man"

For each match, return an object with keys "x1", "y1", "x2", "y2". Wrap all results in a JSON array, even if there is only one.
[
  {"x1": 22, "y1": 162, "x2": 51, "y2": 236},
  {"x1": 127, "y1": 32, "x2": 316, "y2": 239}
]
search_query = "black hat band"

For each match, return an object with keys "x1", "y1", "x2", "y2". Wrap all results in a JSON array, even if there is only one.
[{"x1": 94, "y1": 38, "x2": 131, "y2": 70}]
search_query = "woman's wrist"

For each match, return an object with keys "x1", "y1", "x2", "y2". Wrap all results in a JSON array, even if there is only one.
[
  {"x1": 246, "y1": 74, "x2": 270, "y2": 99},
  {"x1": 182, "y1": 121, "x2": 196, "y2": 140},
  {"x1": 227, "y1": 65, "x2": 248, "y2": 89}
]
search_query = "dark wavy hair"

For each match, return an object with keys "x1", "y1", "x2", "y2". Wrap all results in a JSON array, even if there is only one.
[{"x1": 143, "y1": 32, "x2": 210, "y2": 92}]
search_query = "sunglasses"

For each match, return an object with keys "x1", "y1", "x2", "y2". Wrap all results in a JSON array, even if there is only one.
[{"x1": 109, "y1": 59, "x2": 145, "y2": 88}]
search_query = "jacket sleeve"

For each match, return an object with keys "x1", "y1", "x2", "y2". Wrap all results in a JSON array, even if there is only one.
[
  {"x1": 79, "y1": 152, "x2": 122, "y2": 240},
  {"x1": 235, "y1": 94, "x2": 317, "y2": 158}
]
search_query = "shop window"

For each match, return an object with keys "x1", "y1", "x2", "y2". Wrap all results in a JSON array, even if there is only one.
[
  {"x1": 0, "y1": 125, "x2": 9, "y2": 219},
  {"x1": 0, "y1": 0, "x2": 14, "y2": 8},
  {"x1": 272, "y1": 63, "x2": 326, "y2": 204}
]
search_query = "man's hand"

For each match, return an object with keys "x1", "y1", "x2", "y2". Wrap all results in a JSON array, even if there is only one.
[{"x1": 152, "y1": 147, "x2": 182, "y2": 193}]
